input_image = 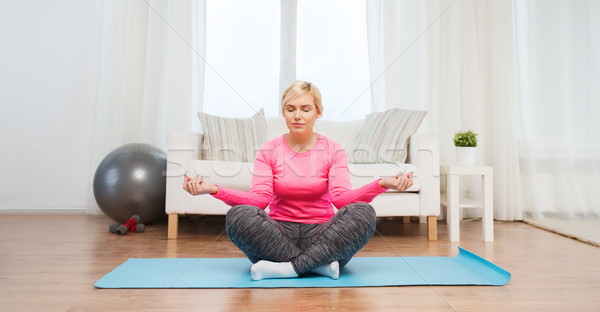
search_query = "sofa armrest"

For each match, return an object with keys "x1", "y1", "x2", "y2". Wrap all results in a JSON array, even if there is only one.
[
  {"x1": 408, "y1": 134, "x2": 440, "y2": 216},
  {"x1": 166, "y1": 132, "x2": 203, "y2": 214}
]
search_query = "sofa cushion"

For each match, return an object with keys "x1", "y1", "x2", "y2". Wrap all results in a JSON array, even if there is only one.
[
  {"x1": 188, "y1": 160, "x2": 254, "y2": 191},
  {"x1": 314, "y1": 119, "x2": 363, "y2": 149},
  {"x1": 265, "y1": 118, "x2": 289, "y2": 141},
  {"x1": 348, "y1": 163, "x2": 421, "y2": 192},
  {"x1": 347, "y1": 108, "x2": 426, "y2": 164},
  {"x1": 188, "y1": 160, "x2": 420, "y2": 193},
  {"x1": 198, "y1": 109, "x2": 266, "y2": 162},
  {"x1": 265, "y1": 118, "x2": 364, "y2": 149}
]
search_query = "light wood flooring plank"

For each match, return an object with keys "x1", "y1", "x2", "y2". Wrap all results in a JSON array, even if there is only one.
[{"x1": 0, "y1": 215, "x2": 599, "y2": 311}]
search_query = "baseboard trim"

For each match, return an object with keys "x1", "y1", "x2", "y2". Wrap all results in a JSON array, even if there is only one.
[{"x1": 0, "y1": 207, "x2": 89, "y2": 215}]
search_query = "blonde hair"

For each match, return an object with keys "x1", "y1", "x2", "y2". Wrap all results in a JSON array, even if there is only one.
[{"x1": 280, "y1": 80, "x2": 323, "y2": 115}]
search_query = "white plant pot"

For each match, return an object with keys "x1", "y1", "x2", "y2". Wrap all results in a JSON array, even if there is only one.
[{"x1": 456, "y1": 146, "x2": 476, "y2": 166}]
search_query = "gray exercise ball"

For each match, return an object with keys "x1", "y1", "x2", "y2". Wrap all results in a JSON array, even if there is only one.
[{"x1": 93, "y1": 143, "x2": 167, "y2": 224}]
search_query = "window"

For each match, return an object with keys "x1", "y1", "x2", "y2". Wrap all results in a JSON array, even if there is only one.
[
  {"x1": 297, "y1": 0, "x2": 371, "y2": 121},
  {"x1": 203, "y1": 0, "x2": 280, "y2": 118},
  {"x1": 203, "y1": 0, "x2": 372, "y2": 121}
]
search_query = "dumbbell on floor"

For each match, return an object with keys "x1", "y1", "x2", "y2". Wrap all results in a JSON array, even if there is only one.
[{"x1": 109, "y1": 215, "x2": 146, "y2": 235}]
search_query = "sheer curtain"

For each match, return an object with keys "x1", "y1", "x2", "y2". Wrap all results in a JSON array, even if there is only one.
[
  {"x1": 367, "y1": 0, "x2": 523, "y2": 221},
  {"x1": 514, "y1": 0, "x2": 600, "y2": 220},
  {"x1": 90, "y1": 0, "x2": 205, "y2": 213}
]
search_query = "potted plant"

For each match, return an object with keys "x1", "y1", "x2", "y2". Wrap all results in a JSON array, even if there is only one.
[{"x1": 453, "y1": 130, "x2": 478, "y2": 166}]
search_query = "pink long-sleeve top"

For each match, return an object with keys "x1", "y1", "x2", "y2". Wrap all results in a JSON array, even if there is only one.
[{"x1": 211, "y1": 134, "x2": 389, "y2": 223}]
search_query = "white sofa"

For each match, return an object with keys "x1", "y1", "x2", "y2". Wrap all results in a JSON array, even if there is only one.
[{"x1": 165, "y1": 118, "x2": 440, "y2": 240}]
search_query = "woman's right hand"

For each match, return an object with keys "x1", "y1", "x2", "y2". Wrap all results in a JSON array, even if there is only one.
[
  {"x1": 183, "y1": 175, "x2": 218, "y2": 195},
  {"x1": 379, "y1": 172, "x2": 414, "y2": 191}
]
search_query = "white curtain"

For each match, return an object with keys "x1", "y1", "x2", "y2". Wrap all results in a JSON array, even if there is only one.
[
  {"x1": 514, "y1": 0, "x2": 600, "y2": 220},
  {"x1": 367, "y1": 0, "x2": 523, "y2": 221},
  {"x1": 88, "y1": 0, "x2": 599, "y2": 220},
  {"x1": 0, "y1": 1, "x2": 103, "y2": 214},
  {"x1": 89, "y1": 0, "x2": 206, "y2": 213}
]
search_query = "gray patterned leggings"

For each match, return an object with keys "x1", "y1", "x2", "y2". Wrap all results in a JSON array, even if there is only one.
[{"x1": 225, "y1": 202, "x2": 377, "y2": 275}]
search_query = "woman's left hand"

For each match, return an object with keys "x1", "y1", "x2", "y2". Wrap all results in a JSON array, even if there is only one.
[
  {"x1": 379, "y1": 172, "x2": 414, "y2": 191},
  {"x1": 183, "y1": 175, "x2": 218, "y2": 195}
]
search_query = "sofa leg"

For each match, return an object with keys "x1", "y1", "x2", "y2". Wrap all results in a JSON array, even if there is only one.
[
  {"x1": 168, "y1": 214, "x2": 179, "y2": 239},
  {"x1": 427, "y1": 216, "x2": 438, "y2": 241},
  {"x1": 403, "y1": 216, "x2": 411, "y2": 224}
]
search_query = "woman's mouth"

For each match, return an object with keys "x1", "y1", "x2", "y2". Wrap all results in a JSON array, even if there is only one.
[{"x1": 292, "y1": 123, "x2": 304, "y2": 127}]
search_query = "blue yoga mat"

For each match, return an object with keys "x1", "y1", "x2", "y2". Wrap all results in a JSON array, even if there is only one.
[{"x1": 94, "y1": 247, "x2": 510, "y2": 288}]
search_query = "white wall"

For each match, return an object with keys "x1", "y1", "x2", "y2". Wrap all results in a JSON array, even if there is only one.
[{"x1": 0, "y1": 1, "x2": 103, "y2": 213}]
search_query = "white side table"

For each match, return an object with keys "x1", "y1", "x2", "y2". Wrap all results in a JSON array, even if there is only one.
[{"x1": 440, "y1": 165, "x2": 494, "y2": 242}]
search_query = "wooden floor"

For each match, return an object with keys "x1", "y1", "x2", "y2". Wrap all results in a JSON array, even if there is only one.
[{"x1": 1, "y1": 215, "x2": 599, "y2": 312}]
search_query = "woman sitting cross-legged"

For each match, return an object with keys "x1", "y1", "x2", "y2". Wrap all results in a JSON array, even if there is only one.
[{"x1": 183, "y1": 80, "x2": 413, "y2": 281}]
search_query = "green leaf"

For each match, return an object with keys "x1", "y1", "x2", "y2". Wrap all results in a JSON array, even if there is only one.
[{"x1": 453, "y1": 130, "x2": 478, "y2": 147}]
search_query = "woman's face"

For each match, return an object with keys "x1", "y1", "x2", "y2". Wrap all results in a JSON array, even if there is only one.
[{"x1": 283, "y1": 93, "x2": 321, "y2": 135}]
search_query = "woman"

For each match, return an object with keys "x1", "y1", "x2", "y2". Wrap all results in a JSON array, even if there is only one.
[{"x1": 183, "y1": 81, "x2": 413, "y2": 281}]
